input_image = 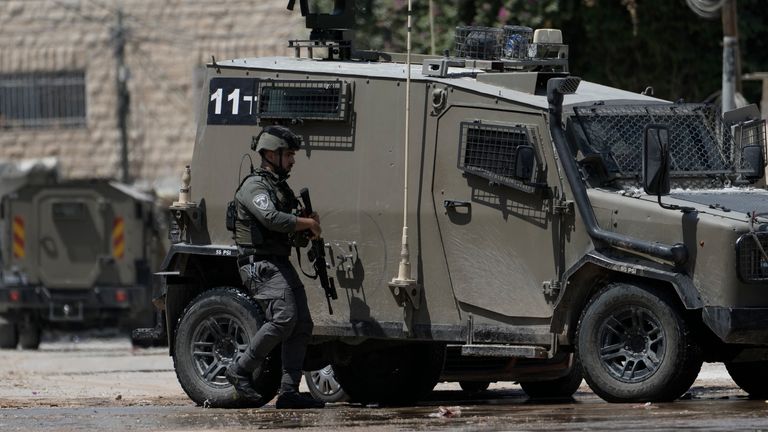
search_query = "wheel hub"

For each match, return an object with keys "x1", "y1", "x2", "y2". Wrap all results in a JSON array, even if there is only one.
[
  {"x1": 597, "y1": 306, "x2": 665, "y2": 383},
  {"x1": 189, "y1": 314, "x2": 248, "y2": 387},
  {"x1": 627, "y1": 333, "x2": 646, "y2": 353},
  {"x1": 214, "y1": 336, "x2": 237, "y2": 360}
]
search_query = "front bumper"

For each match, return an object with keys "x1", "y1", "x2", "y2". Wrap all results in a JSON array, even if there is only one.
[
  {"x1": 703, "y1": 306, "x2": 768, "y2": 344},
  {"x1": 0, "y1": 285, "x2": 150, "y2": 323}
]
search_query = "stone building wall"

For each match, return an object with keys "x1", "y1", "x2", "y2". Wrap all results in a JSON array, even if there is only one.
[{"x1": 0, "y1": 0, "x2": 303, "y2": 194}]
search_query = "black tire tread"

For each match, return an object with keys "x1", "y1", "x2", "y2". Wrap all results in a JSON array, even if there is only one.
[
  {"x1": 172, "y1": 286, "x2": 280, "y2": 408},
  {"x1": 725, "y1": 361, "x2": 768, "y2": 399},
  {"x1": 520, "y1": 359, "x2": 583, "y2": 399},
  {"x1": 0, "y1": 318, "x2": 18, "y2": 349},
  {"x1": 576, "y1": 283, "x2": 702, "y2": 403},
  {"x1": 18, "y1": 325, "x2": 41, "y2": 350}
]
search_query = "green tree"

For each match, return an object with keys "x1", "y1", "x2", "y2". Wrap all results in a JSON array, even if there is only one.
[{"x1": 351, "y1": 0, "x2": 768, "y2": 103}]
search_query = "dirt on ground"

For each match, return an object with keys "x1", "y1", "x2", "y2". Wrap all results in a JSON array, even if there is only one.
[
  {"x1": 0, "y1": 330, "x2": 745, "y2": 410},
  {"x1": 0, "y1": 332, "x2": 190, "y2": 409}
]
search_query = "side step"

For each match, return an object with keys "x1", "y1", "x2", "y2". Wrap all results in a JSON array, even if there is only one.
[{"x1": 461, "y1": 344, "x2": 548, "y2": 359}]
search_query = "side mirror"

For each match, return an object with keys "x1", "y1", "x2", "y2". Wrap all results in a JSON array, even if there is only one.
[
  {"x1": 643, "y1": 124, "x2": 671, "y2": 196},
  {"x1": 741, "y1": 145, "x2": 765, "y2": 180},
  {"x1": 515, "y1": 145, "x2": 535, "y2": 181}
]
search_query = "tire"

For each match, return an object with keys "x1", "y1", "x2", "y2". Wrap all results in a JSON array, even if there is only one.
[
  {"x1": 459, "y1": 381, "x2": 490, "y2": 394},
  {"x1": 576, "y1": 283, "x2": 702, "y2": 403},
  {"x1": 520, "y1": 357, "x2": 582, "y2": 399},
  {"x1": 333, "y1": 342, "x2": 445, "y2": 405},
  {"x1": 18, "y1": 324, "x2": 41, "y2": 350},
  {"x1": 304, "y1": 365, "x2": 349, "y2": 403},
  {"x1": 0, "y1": 317, "x2": 18, "y2": 349},
  {"x1": 173, "y1": 287, "x2": 281, "y2": 408},
  {"x1": 725, "y1": 361, "x2": 768, "y2": 399}
]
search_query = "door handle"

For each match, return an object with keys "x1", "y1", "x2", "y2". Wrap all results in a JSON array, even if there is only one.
[{"x1": 443, "y1": 200, "x2": 471, "y2": 209}]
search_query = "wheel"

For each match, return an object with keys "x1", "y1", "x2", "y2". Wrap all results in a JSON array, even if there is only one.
[
  {"x1": 18, "y1": 324, "x2": 41, "y2": 350},
  {"x1": 459, "y1": 381, "x2": 490, "y2": 394},
  {"x1": 173, "y1": 287, "x2": 281, "y2": 408},
  {"x1": 333, "y1": 342, "x2": 445, "y2": 405},
  {"x1": 520, "y1": 357, "x2": 582, "y2": 399},
  {"x1": 725, "y1": 361, "x2": 768, "y2": 399},
  {"x1": 304, "y1": 365, "x2": 349, "y2": 403},
  {"x1": 0, "y1": 317, "x2": 18, "y2": 349},
  {"x1": 576, "y1": 283, "x2": 702, "y2": 403}
]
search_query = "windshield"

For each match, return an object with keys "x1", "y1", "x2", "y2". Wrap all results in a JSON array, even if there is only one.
[{"x1": 568, "y1": 103, "x2": 766, "y2": 190}]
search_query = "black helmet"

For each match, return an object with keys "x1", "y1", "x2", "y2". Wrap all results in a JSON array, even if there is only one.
[{"x1": 252, "y1": 125, "x2": 301, "y2": 153}]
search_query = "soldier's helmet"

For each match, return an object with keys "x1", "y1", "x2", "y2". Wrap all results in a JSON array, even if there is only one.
[{"x1": 252, "y1": 125, "x2": 302, "y2": 153}]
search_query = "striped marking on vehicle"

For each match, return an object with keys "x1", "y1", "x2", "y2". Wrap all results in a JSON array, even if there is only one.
[
  {"x1": 12, "y1": 216, "x2": 24, "y2": 259},
  {"x1": 112, "y1": 217, "x2": 125, "y2": 259}
]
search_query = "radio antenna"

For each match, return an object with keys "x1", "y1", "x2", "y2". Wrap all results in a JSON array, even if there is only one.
[{"x1": 389, "y1": 0, "x2": 420, "y2": 335}]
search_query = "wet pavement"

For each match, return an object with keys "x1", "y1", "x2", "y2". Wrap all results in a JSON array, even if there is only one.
[
  {"x1": 3, "y1": 392, "x2": 768, "y2": 431},
  {"x1": 1, "y1": 334, "x2": 768, "y2": 431}
]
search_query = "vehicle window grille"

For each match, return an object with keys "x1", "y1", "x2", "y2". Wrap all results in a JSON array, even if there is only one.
[
  {"x1": 727, "y1": 117, "x2": 767, "y2": 173},
  {"x1": 572, "y1": 104, "x2": 767, "y2": 179},
  {"x1": 454, "y1": 26, "x2": 504, "y2": 60},
  {"x1": 458, "y1": 121, "x2": 540, "y2": 192},
  {"x1": 257, "y1": 80, "x2": 347, "y2": 121},
  {"x1": 737, "y1": 233, "x2": 768, "y2": 282},
  {"x1": 52, "y1": 202, "x2": 87, "y2": 220},
  {"x1": 0, "y1": 71, "x2": 86, "y2": 129}
]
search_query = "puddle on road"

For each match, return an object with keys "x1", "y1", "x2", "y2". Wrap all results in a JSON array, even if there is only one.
[{"x1": 3, "y1": 395, "x2": 768, "y2": 431}]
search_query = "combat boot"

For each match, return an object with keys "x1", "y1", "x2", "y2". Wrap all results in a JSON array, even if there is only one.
[
  {"x1": 275, "y1": 391, "x2": 325, "y2": 409},
  {"x1": 225, "y1": 363, "x2": 262, "y2": 401}
]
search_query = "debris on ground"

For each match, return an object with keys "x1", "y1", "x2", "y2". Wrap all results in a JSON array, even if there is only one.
[{"x1": 429, "y1": 406, "x2": 462, "y2": 418}]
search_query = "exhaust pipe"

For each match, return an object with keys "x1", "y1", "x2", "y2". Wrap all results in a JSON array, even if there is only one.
[{"x1": 546, "y1": 77, "x2": 688, "y2": 266}]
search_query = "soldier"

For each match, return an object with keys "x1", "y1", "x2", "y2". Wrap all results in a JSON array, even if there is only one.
[{"x1": 225, "y1": 125, "x2": 324, "y2": 409}]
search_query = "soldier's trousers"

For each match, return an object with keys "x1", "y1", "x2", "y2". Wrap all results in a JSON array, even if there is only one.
[{"x1": 237, "y1": 256, "x2": 314, "y2": 394}]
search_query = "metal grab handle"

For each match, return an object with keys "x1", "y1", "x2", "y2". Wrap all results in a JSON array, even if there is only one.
[{"x1": 443, "y1": 200, "x2": 471, "y2": 209}]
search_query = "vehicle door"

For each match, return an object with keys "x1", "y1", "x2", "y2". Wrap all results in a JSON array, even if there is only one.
[
  {"x1": 432, "y1": 108, "x2": 556, "y2": 319},
  {"x1": 36, "y1": 190, "x2": 110, "y2": 289}
]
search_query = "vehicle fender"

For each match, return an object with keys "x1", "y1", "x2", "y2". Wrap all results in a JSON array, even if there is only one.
[
  {"x1": 156, "y1": 243, "x2": 240, "y2": 353},
  {"x1": 550, "y1": 251, "x2": 702, "y2": 338}
]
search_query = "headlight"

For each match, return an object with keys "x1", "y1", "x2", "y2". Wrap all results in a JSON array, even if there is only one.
[{"x1": 736, "y1": 232, "x2": 768, "y2": 282}]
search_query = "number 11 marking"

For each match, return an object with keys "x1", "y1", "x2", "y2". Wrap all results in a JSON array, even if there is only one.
[{"x1": 210, "y1": 88, "x2": 257, "y2": 116}]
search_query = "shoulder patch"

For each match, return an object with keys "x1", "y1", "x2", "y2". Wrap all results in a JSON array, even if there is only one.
[{"x1": 253, "y1": 193, "x2": 271, "y2": 210}]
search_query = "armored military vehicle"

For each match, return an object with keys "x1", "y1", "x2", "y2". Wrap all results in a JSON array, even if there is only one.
[
  {"x1": 0, "y1": 173, "x2": 164, "y2": 350},
  {"x1": 142, "y1": 1, "x2": 768, "y2": 406}
]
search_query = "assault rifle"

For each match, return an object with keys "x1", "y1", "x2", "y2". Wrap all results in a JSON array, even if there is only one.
[{"x1": 298, "y1": 188, "x2": 337, "y2": 314}]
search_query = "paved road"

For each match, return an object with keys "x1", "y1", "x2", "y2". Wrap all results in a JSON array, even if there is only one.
[{"x1": 1, "y1": 333, "x2": 767, "y2": 431}]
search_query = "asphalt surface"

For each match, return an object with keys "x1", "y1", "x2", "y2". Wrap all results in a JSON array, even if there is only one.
[{"x1": 1, "y1": 332, "x2": 767, "y2": 431}]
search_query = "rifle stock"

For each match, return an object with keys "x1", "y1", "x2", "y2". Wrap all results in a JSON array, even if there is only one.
[{"x1": 298, "y1": 188, "x2": 337, "y2": 314}]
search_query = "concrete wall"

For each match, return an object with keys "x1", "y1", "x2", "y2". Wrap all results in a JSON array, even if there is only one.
[{"x1": 0, "y1": 0, "x2": 303, "y2": 195}]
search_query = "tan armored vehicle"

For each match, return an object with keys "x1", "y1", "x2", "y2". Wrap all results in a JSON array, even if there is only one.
[
  {"x1": 143, "y1": 2, "x2": 768, "y2": 406},
  {"x1": 0, "y1": 170, "x2": 164, "y2": 349}
]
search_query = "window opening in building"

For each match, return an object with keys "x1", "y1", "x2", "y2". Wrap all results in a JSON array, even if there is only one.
[{"x1": 0, "y1": 71, "x2": 87, "y2": 129}]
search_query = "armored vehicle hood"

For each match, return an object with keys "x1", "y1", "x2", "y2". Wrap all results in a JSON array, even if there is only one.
[{"x1": 670, "y1": 188, "x2": 768, "y2": 216}]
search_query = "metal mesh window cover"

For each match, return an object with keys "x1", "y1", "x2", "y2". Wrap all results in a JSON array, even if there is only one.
[
  {"x1": 725, "y1": 118, "x2": 768, "y2": 172},
  {"x1": 0, "y1": 71, "x2": 86, "y2": 129},
  {"x1": 458, "y1": 121, "x2": 539, "y2": 190},
  {"x1": 572, "y1": 104, "x2": 767, "y2": 179},
  {"x1": 454, "y1": 26, "x2": 504, "y2": 60},
  {"x1": 736, "y1": 233, "x2": 768, "y2": 282},
  {"x1": 257, "y1": 80, "x2": 347, "y2": 121}
]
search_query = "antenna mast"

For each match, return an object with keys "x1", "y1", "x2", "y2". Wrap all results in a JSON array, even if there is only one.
[{"x1": 388, "y1": 0, "x2": 420, "y2": 335}]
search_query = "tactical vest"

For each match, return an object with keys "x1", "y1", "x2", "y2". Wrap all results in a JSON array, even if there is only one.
[{"x1": 231, "y1": 171, "x2": 299, "y2": 255}]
